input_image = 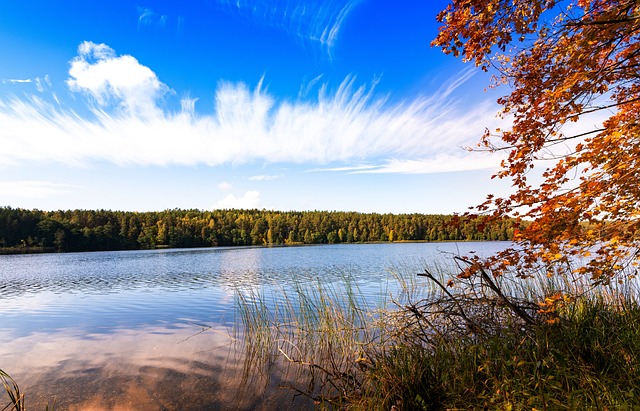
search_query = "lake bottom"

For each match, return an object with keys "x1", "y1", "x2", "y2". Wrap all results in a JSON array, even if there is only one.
[{"x1": 1, "y1": 324, "x2": 313, "y2": 410}]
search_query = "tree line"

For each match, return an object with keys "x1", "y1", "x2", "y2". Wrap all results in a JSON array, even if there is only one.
[{"x1": 0, "y1": 207, "x2": 518, "y2": 253}]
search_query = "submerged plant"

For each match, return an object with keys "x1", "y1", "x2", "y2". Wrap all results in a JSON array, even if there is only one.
[
  {"x1": 0, "y1": 368, "x2": 24, "y2": 411},
  {"x1": 0, "y1": 368, "x2": 54, "y2": 411}
]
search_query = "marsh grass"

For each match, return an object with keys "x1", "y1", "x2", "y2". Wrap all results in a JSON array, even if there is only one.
[
  {"x1": 0, "y1": 369, "x2": 54, "y2": 411},
  {"x1": 1, "y1": 368, "x2": 25, "y2": 411},
  {"x1": 236, "y1": 265, "x2": 640, "y2": 410},
  {"x1": 235, "y1": 277, "x2": 382, "y2": 406}
]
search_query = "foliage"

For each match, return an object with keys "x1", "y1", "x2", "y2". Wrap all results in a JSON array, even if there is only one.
[
  {"x1": 238, "y1": 265, "x2": 640, "y2": 410},
  {"x1": 0, "y1": 207, "x2": 518, "y2": 253},
  {"x1": 433, "y1": 0, "x2": 640, "y2": 283}
]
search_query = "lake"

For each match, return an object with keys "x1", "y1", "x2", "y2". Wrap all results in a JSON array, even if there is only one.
[{"x1": 0, "y1": 242, "x2": 507, "y2": 410}]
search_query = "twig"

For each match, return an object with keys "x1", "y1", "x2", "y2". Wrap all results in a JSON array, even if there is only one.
[
  {"x1": 418, "y1": 268, "x2": 482, "y2": 333},
  {"x1": 454, "y1": 256, "x2": 537, "y2": 325}
]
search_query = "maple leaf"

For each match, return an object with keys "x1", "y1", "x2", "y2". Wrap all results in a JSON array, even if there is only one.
[{"x1": 433, "y1": 0, "x2": 640, "y2": 282}]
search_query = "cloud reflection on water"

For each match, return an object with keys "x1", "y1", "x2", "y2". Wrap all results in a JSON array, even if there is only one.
[{"x1": 0, "y1": 324, "x2": 310, "y2": 410}]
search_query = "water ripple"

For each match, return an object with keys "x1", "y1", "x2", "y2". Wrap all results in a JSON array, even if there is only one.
[{"x1": 0, "y1": 243, "x2": 508, "y2": 336}]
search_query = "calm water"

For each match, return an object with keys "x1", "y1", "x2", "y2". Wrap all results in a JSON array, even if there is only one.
[{"x1": 0, "y1": 242, "x2": 506, "y2": 410}]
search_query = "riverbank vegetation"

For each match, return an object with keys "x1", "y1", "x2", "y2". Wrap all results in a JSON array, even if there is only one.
[
  {"x1": 432, "y1": 0, "x2": 640, "y2": 284},
  {"x1": 237, "y1": 263, "x2": 640, "y2": 410},
  {"x1": 3, "y1": 0, "x2": 639, "y2": 408},
  {"x1": 0, "y1": 368, "x2": 53, "y2": 411},
  {"x1": 0, "y1": 207, "x2": 518, "y2": 253},
  {"x1": 238, "y1": 0, "x2": 640, "y2": 408}
]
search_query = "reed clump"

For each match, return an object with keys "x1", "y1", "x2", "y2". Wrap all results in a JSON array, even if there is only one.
[
  {"x1": 236, "y1": 265, "x2": 640, "y2": 410},
  {"x1": 0, "y1": 368, "x2": 54, "y2": 411}
]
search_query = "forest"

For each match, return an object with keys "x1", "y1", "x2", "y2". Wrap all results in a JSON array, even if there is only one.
[{"x1": 0, "y1": 206, "x2": 517, "y2": 253}]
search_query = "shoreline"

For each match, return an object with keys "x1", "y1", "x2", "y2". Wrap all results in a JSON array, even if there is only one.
[{"x1": 0, "y1": 239, "x2": 509, "y2": 256}]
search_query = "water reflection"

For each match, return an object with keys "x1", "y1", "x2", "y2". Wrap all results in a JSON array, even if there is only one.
[
  {"x1": 0, "y1": 242, "x2": 508, "y2": 409},
  {"x1": 219, "y1": 247, "x2": 264, "y2": 291},
  {"x1": 0, "y1": 325, "x2": 311, "y2": 410},
  {"x1": 0, "y1": 243, "x2": 505, "y2": 298}
]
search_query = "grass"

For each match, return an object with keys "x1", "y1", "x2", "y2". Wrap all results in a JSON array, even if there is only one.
[
  {"x1": 235, "y1": 277, "x2": 378, "y2": 405},
  {"x1": 0, "y1": 369, "x2": 54, "y2": 411},
  {"x1": 236, "y1": 264, "x2": 640, "y2": 410},
  {"x1": 0, "y1": 368, "x2": 25, "y2": 411}
]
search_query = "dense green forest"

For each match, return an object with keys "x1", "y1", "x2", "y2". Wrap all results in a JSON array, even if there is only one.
[{"x1": 0, "y1": 207, "x2": 518, "y2": 253}]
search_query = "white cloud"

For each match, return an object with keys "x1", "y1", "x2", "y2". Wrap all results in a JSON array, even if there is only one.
[
  {"x1": 215, "y1": 190, "x2": 261, "y2": 209},
  {"x1": 0, "y1": 181, "x2": 77, "y2": 199},
  {"x1": 308, "y1": 151, "x2": 502, "y2": 175},
  {"x1": 307, "y1": 164, "x2": 379, "y2": 173},
  {"x1": 299, "y1": 74, "x2": 324, "y2": 98},
  {"x1": 66, "y1": 41, "x2": 169, "y2": 117},
  {"x1": 180, "y1": 97, "x2": 198, "y2": 116},
  {"x1": 34, "y1": 75, "x2": 51, "y2": 93},
  {"x1": 2, "y1": 76, "x2": 51, "y2": 93},
  {"x1": 217, "y1": 182, "x2": 233, "y2": 191},
  {"x1": 321, "y1": 1, "x2": 359, "y2": 52},
  {"x1": 248, "y1": 174, "x2": 283, "y2": 181},
  {"x1": 354, "y1": 155, "x2": 501, "y2": 175},
  {"x1": 2, "y1": 79, "x2": 32, "y2": 84},
  {"x1": 0, "y1": 42, "x2": 503, "y2": 174}
]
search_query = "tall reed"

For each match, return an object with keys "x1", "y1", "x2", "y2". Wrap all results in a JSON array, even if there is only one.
[
  {"x1": 0, "y1": 368, "x2": 54, "y2": 411},
  {"x1": 1, "y1": 368, "x2": 25, "y2": 411},
  {"x1": 236, "y1": 264, "x2": 640, "y2": 410}
]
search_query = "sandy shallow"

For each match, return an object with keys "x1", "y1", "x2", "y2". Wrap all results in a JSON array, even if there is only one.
[{"x1": 0, "y1": 324, "x2": 313, "y2": 410}]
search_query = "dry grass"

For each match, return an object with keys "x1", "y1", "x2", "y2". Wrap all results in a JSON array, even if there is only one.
[{"x1": 236, "y1": 264, "x2": 640, "y2": 410}]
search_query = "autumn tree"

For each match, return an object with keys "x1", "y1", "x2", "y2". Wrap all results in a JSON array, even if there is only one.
[{"x1": 433, "y1": 0, "x2": 640, "y2": 283}]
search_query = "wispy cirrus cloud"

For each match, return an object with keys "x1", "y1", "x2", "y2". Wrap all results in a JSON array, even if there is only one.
[
  {"x1": 3, "y1": 75, "x2": 51, "y2": 92},
  {"x1": 0, "y1": 181, "x2": 77, "y2": 199},
  {"x1": 2, "y1": 79, "x2": 32, "y2": 84},
  {"x1": 0, "y1": 42, "x2": 501, "y2": 174},
  {"x1": 306, "y1": 164, "x2": 377, "y2": 173},
  {"x1": 353, "y1": 155, "x2": 500, "y2": 174},
  {"x1": 137, "y1": 7, "x2": 168, "y2": 29},
  {"x1": 213, "y1": 0, "x2": 361, "y2": 56},
  {"x1": 248, "y1": 174, "x2": 283, "y2": 181}
]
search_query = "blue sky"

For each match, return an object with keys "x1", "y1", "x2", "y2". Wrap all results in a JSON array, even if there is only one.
[{"x1": 0, "y1": 0, "x2": 510, "y2": 213}]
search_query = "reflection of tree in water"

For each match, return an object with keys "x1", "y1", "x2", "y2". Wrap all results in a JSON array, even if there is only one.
[{"x1": 219, "y1": 247, "x2": 264, "y2": 291}]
